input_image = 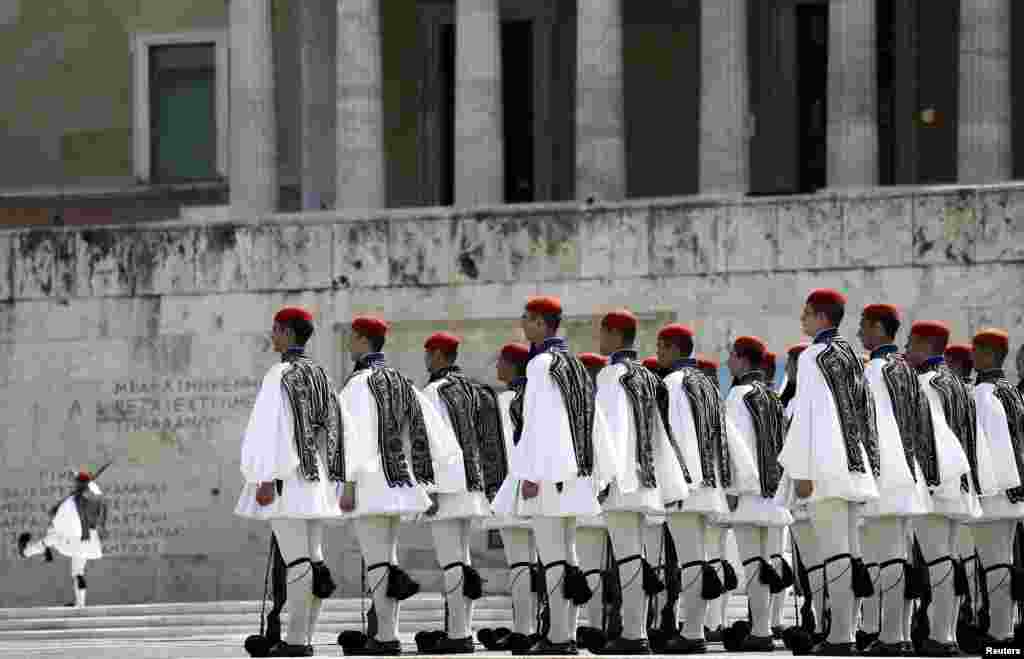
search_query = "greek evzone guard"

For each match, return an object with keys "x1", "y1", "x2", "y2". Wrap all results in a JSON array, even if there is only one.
[
  {"x1": 572, "y1": 351, "x2": 617, "y2": 652},
  {"x1": 967, "y1": 328, "x2": 1024, "y2": 649},
  {"x1": 587, "y1": 310, "x2": 691, "y2": 654},
  {"x1": 235, "y1": 306, "x2": 346, "y2": 658},
  {"x1": 902, "y1": 319, "x2": 997, "y2": 656},
  {"x1": 477, "y1": 342, "x2": 539, "y2": 652},
  {"x1": 945, "y1": 343, "x2": 975, "y2": 385},
  {"x1": 722, "y1": 336, "x2": 794, "y2": 651},
  {"x1": 777, "y1": 288, "x2": 881, "y2": 656},
  {"x1": 335, "y1": 316, "x2": 467, "y2": 656},
  {"x1": 659, "y1": 324, "x2": 755, "y2": 653},
  {"x1": 418, "y1": 331, "x2": 504, "y2": 654},
  {"x1": 854, "y1": 304, "x2": 932, "y2": 656},
  {"x1": 18, "y1": 467, "x2": 109, "y2": 608},
  {"x1": 491, "y1": 295, "x2": 619, "y2": 655}
]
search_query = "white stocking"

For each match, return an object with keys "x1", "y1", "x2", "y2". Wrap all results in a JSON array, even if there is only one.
[
  {"x1": 501, "y1": 528, "x2": 537, "y2": 635},
  {"x1": 534, "y1": 517, "x2": 577, "y2": 644},
  {"x1": 667, "y1": 512, "x2": 709, "y2": 640},
  {"x1": 973, "y1": 520, "x2": 1016, "y2": 641},
  {"x1": 811, "y1": 499, "x2": 858, "y2": 645},
  {"x1": 606, "y1": 511, "x2": 647, "y2": 640},
  {"x1": 861, "y1": 517, "x2": 908, "y2": 644},
  {"x1": 734, "y1": 525, "x2": 772, "y2": 638},
  {"x1": 431, "y1": 518, "x2": 473, "y2": 639},
  {"x1": 354, "y1": 515, "x2": 401, "y2": 643},
  {"x1": 575, "y1": 526, "x2": 608, "y2": 630},
  {"x1": 791, "y1": 519, "x2": 825, "y2": 634},
  {"x1": 912, "y1": 515, "x2": 958, "y2": 644}
]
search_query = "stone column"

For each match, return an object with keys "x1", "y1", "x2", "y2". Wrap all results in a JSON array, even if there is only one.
[
  {"x1": 575, "y1": 0, "x2": 625, "y2": 201},
  {"x1": 229, "y1": 0, "x2": 278, "y2": 217},
  {"x1": 699, "y1": 0, "x2": 749, "y2": 194},
  {"x1": 958, "y1": 0, "x2": 1011, "y2": 183},
  {"x1": 299, "y1": 0, "x2": 336, "y2": 210},
  {"x1": 827, "y1": 0, "x2": 877, "y2": 188},
  {"x1": 454, "y1": 0, "x2": 504, "y2": 206},
  {"x1": 337, "y1": 0, "x2": 386, "y2": 209}
]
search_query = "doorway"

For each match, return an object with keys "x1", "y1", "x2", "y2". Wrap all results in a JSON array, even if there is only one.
[
  {"x1": 438, "y1": 19, "x2": 536, "y2": 205},
  {"x1": 796, "y1": 4, "x2": 828, "y2": 193}
]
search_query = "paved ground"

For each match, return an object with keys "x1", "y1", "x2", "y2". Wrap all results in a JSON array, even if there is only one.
[{"x1": 0, "y1": 635, "x2": 785, "y2": 658}]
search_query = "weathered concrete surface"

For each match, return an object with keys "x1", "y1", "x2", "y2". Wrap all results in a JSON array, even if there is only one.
[{"x1": 1, "y1": 184, "x2": 1023, "y2": 606}]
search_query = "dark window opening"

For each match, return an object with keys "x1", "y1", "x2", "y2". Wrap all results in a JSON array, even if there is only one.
[
  {"x1": 149, "y1": 44, "x2": 217, "y2": 183},
  {"x1": 796, "y1": 5, "x2": 828, "y2": 193},
  {"x1": 502, "y1": 20, "x2": 535, "y2": 203}
]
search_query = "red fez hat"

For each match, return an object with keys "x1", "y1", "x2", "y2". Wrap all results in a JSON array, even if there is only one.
[
  {"x1": 862, "y1": 303, "x2": 901, "y2": 322},
  {"x1": 973, "y1": 328, "x2": 1010, "y2": 353},
  {"x1": 352, "y1": 315, "x2": 389, "y2": 338},
  {"x1": 786, "y1": 342, "x2": 810, "y2": 357},
  {"x1": 762, "y1": 351, "x2": 778, "y2": 367},
  {"x1": 944, "y1": 343, "x2": 974, "y2": 361},
  {"x1": 910, "y1": 320, "x2": 950, "y2": 342},
  {"x1": 807, "y1": 288, "x2": 848, "y2": 306},
  {"x1": 525, "y1": 296, "x2": 562, "y2": 315},
  {"x1": 658, "y1": 324, "x2": 695, "y2": 341},
  {"x1": 76, "y1": 470, "x2": 92, "y2": 483},
  {"x1": 499, "y1": 342, "x2": 530, "y2": 364},
  {"x1": 696, "y1": 354, "x2": 719, "y2": 370},
  {"x1": 642, "y1": 356, "x2": 661, "y2": 370},
  {"x1": 601, "y1": 309, "x2": 638, "y2": 331},
  {"x1": 578, "y1": 352, "x2": 609, "y2": 369},
  {"x1": 424, "y1": 331, "x2": 461, "y2": 352},
  {"x1": 734, "y1": 335, "x2": 768, "y2": 357},
  {"x1": 274, "y1": 306, "x2": 313, "y2": 323}
]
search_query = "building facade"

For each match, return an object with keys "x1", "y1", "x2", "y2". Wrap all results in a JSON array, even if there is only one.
[{"x1": 0, "y1": 0, "x2": 1021, "y2": 224}]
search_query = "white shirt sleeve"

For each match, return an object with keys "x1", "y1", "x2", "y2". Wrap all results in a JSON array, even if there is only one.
[{"x1": 239, "y1": 364, "x2": 300, "y2": 483}]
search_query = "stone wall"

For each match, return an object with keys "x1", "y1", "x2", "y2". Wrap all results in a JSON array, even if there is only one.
[{"x1": 1, "y1": 183, "x2": 1022, "y2": 606}]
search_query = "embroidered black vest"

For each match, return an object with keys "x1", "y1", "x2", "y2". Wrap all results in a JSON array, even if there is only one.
[
  {"x1": 72, "y1": 487, "x2": 107, "y2": 541},
  {"x1": 350, "y1": 355, "x2": 434, "y2": 488},
  {"x1": 280, "y1": 352, "x2": 345, "y2": 482},
  {"x1": 617, "y1": 356, "x2": 666, "y2": 488},
  {"x1": 678, "y1": 367, "x2": 729, "y2": 488},
  {"x1": 878, "y1": 352, "x2": 924, "y2": 482},
  {"x1": 814, "y1": 336, "x2": 881, "y2": 477},
  {"x1": 541, "y1": 342, "x2": 596, "y2": 478},
  {"x1": 738, "y1": 372, "x2": 787, "y2": 498},
  {"x1": 976, "y1": 369, "x2": 1024, "y2": 503},
  {"x1": 509, "y1": 376, "x2": 527, "y2": 447},
  {"x1": 922, "y1": 362, "x2": 980, "y2": 494},
  {"x1": 431, "y1": 367, "x2": 508, "y2": 500}
]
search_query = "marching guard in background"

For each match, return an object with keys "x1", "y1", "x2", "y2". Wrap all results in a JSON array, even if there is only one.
[
  {"x1": 419, "y1": 331, "x2": 505, "y2": 653},
  {"x1": 477, "y1": 342, "x2": 540, "y2": 652},
  {"x1": 855, "y1": 304, "x2": 932, "y2": 655},
  {"x1": 944, "y1": 343, "x2": 975, "y2": 384},
  {"x1": 491, "y1": 295, "x2": 618, "y2": 655},
  {"x1": 903, "y1": 320, "x2": 992, "y2": 655},
  {"x1": 967, "y1": 328, "x2": 1024, "y2": 649},
  {"x1": 19, "y1": 465, "x2": 110, "y2": 608},
  {"x1": 335, "y1": 316, "x2": 466, "y2": 656},
  {"x1": 723, "y1": 335, "x2": 793, "y2": 651},
  {"x1": 777, "y1": 288, "x2": 880, "y2": 655},
  {"x1": 235, "y1": 306, "x2": 346, "y2": 658},
  {"x1": 590, "y1": 310, "x2": 689, "y2": 654},
  {"x1": 658, "y1": 323, "x2": 750, "y2": 653}
]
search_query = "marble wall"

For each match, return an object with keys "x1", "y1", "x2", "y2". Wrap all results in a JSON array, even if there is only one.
[{"x1": 1, "y1": 183, "x2": 1022, "y2": 605}]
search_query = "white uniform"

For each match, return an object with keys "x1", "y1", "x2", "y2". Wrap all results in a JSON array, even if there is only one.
[
  {"x1": 969, "y1": 373, "x2": 1024, "y2": 642},
  {"x1": 777, "y1": 332, "x2": 880, "y2": 647},
  {"x1": 725, "y1": 376, "x2": 793, "y2": 640},
  {"x1": 492, "y1": 340, "x2": 618, "y2": 646},
  {"x1": 22, "y1": 481, "x2": 104, "y2": 608},
  {"x1": 857, "y1": 349, "x2": 932, "y2": 648},
  {"x1": 911, "y1": 361, "x2": 991, "y2": 647},
  {"x1": 234, "y1": 357, "x2": 346, "y2": 650},
  {"x1": 336, "y1": 356, "x2": 466, "y2": 646},
  {"x1": 486, "y1": 388, "x2": 538, "y2": 637},
  {"x1": 421, "y1": 371, "x2": 495, "y2": 641}
]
